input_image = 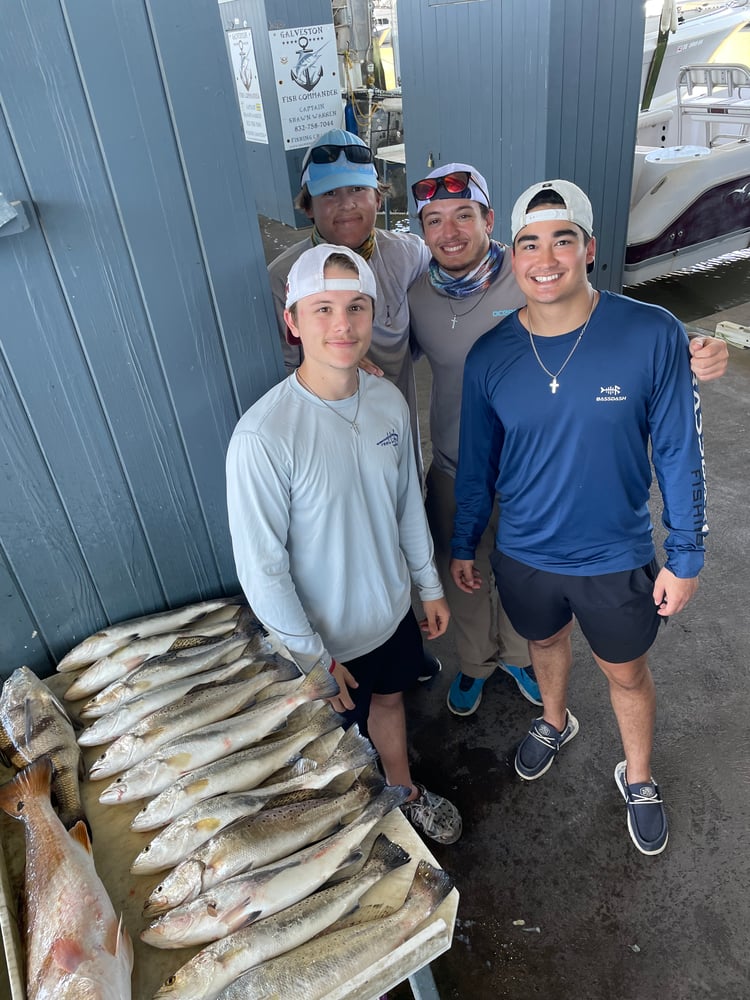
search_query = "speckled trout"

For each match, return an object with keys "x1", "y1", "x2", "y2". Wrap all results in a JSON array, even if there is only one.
[
  {"x1": 79, "y1": 621, "x2": 269, "y2": 720},
  {"x1": 143, "y1": 769, "x2": 385, "y2": 915},
  {"x1": 216, "y1": 860, "x2": 454, "y2": 1000},
  {"x1": 64, "y1": 604, "x2": 242, "y2": 701},
  {"x1": 151, "y1": 834, "x2": 410, "y2": 1000},
  {"x1": 56, "y1": 596, "x2": 246, "y2": 671},
  {"x1": 0, "y1": 758, "x2": 133, "y2": 999},
  {"x1": 77, "y1": 658, "x2": 265, "y2": 748},
  {"x1": 131, "y1": 724, "x2": 378, "y2": 870},
  {"x1": 99, "y1": 665, "x2": 338, "y2": 805},
  {"x1": 140, "y1": 784, "x2": 410, "y2": 949},
  {"x1": 87, "y1": 659, "x2": 299, "y2": 780}
]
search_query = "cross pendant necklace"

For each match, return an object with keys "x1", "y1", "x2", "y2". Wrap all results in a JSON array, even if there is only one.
[
  {"x1": 447, "y1": 284, "x2": 491, "y2": 330},
  {"x1": 526, "y1": 292, "x2": 598, "y2": 394}
]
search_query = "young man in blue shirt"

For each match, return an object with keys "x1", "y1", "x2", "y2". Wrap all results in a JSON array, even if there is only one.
[{"x1": 450, "y1": 180, "x2": 706, "y2": 855}]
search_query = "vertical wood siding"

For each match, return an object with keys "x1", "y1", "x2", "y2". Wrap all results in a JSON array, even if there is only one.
[
  {"x1": 0, "y1": 0, "x2": 284, "y2": 678},
  {"x1": 399, "y1": 0, "x2": 646, "y2": 287}
]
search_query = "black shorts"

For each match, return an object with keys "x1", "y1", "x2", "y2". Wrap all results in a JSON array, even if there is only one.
[
  {"x1": 339, "y1": 609, "x2": 423, "y2": 735},
  {"x1": 491, "y1": 551, "x2": 662, "y2": 664}
]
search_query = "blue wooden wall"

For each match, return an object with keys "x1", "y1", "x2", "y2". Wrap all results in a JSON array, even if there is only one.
[
  {"x1": 398, "y1": 0, "x2": 647, "y2": 289},
  {"x1": 0, "y1": 0, "x2": 284, "y2": 678}
]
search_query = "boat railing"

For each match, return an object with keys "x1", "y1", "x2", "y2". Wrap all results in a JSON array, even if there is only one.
[{"x1": 677, "y1": 62, "x2": 750, "y2": 144}]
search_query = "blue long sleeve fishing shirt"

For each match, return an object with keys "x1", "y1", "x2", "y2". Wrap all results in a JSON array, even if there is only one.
[{"x1": 451, "y1": 291, "x2": 707, "y2": 579}]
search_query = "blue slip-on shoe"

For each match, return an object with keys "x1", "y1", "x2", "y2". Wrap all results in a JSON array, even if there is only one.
[
  {"x1": 614, "y1": 761, "x2": 669, "y2": 856},
  {"x1": 498, "y1": 661, "x2": 543, "y2": 706},
  {"x1": 515, "y1": 710, "x2": 579, "y2": 780},
  {"x1": 447, "y1": 672, "x2": 485, "y2": 716},
  {"x1": 417, "y1": 650, "x2": 442, "y2": 683}
]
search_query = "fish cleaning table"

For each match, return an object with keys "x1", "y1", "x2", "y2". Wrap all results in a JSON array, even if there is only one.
[{"x1": 0, "y1": 675, "x2": 458, "y2": 1000}]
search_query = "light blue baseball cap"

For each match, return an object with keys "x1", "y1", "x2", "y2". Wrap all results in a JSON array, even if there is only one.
[{"x1": 300, "y1": 129, "x2": 379, "y2": 197}]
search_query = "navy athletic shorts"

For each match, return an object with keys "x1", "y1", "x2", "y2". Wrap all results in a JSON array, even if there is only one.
[{"x1": 490, "y1": 550, "x2": 662, "y2": 664}]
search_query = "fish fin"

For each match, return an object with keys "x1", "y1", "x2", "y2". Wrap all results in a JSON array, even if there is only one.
[
  {"x1": 0, "y1": 756, "x2": 53, "y2": 818},
  {"x1": 325, "y1": 902, "x2": 397, "y2": 934},
  {"x1": 356, "y1": 764, "x2": 387, "y2": 795},
  {"x1": 233, "y1": 605, "x2": 262, "y2": 638},
  {"x1": 365, "y1": 833, "x2": 410, "y2": 872},
  {"x1": 302, "y1": 662, "x2": 340, "y2": 701},
  {"x1": 222, "y1": 904, "x2": 263, "y2": 930},
  {"x1": 336, "y1": 847, "x2": 364, "y2": 873},
  {"x1": 117, "y1": 917, "x2": 135, "y2": 967},
  {"x1": 106, "y1": 913, "x2": 134, "y2": 962},
  {"x1": 69, "y1": 819, "x2": 93, "y2": 854},
  {"x1": 50, "y1": 936, "x2": 87, "y2": 973}
]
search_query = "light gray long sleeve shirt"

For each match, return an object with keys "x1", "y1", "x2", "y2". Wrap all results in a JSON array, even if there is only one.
[{"x1": 226, "y1": 372, "x2": 442, "y2": 672}]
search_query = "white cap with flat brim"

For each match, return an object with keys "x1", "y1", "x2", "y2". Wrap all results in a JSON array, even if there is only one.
[
  {"x1": 511, "y1": 179, "x2": 594, "y2": 241},
  {"x1": 285, "y1": 244, "x2": 378, "y2": 309}
]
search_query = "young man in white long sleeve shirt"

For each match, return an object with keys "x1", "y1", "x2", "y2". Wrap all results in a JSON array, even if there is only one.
[{"x1": 227, "y1": 244, "x2": 462, "y2": 845}]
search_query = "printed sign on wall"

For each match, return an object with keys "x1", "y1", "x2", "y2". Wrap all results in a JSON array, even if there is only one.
[
  {"x1": 227, "y1": 28, "x2": 269, "y2": 144},
  {"x1": 269, "y1": 23, "x2": 342, "y2": 148}
]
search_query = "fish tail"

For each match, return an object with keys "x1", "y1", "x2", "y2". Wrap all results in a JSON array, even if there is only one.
[
  {"x1": 0, "y1": 756, "x2": 53, "y2": 818},
  {"x1": 233, "y1": 605, "x2": 262, "y2": 638},
  {"x1": 357, "y1": 764, "x2": 387, "y2": 795},
  {"x1": 328, "y1": 724, "x2": 379, "y2": 771},
  {"x1": 409, "y1": 860, "x2": 455, "y2": 909},
  {"x1": 366, "y1": 833, "x2": 411, "y2": 873},
  {"x1": 301, "y1": 662, "x2": 340, "y2": 701}
]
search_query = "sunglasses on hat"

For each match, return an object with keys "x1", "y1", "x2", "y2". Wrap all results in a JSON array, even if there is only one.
[
  {"x1": 412, "y1": 170, "x2": 489, "y2": 204},
  {"x1": 303, "y1": 143, "x2": 374, "y2": 170}
]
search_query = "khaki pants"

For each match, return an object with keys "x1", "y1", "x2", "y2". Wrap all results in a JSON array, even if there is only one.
[{"x1": 425, "y1": 464, "x2": 529, "y2": 680}]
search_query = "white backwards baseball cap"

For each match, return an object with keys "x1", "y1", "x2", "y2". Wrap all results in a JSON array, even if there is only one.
[
  {"x1": 511, "y1": 179, "x2": 594, "y2": 241},
  {"x1": 285, "y1": 244, "x2": 378, "y2": 310}
]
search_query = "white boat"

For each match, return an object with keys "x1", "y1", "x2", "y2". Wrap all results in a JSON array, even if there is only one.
[
  {"x1": 625, "y1": 1, "x2": 750, "y2": 284},
  {"x1": 641, "y1": 0, "x2": 750, "y2": 104}
]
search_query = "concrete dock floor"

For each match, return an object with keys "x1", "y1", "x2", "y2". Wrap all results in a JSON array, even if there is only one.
[{"x1": 261, "y1": 216, "x2": 750, "y2": 1000}]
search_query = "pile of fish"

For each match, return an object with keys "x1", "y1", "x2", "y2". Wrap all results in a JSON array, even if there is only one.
[{"x1": 38, "y1": 595, "x2": 455, "y2": 999}]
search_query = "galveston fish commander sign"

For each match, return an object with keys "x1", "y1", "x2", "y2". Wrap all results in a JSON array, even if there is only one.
[{"x1": 269, "y1": 23, "x2": 342, "y2": 148}]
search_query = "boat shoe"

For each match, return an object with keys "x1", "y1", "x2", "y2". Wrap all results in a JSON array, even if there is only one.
[
  {"x1": 614, "y1": 761, "x2": 669, "y2": 855},
  {"x1": 515, "y1": 710, "x2": 579, "y2": 780},
  {"x1": 401, "y1": 783, "x2": 462, "y2": 844}
]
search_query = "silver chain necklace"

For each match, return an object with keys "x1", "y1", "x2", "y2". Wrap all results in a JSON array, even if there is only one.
[
  {"x1": 448, "y1": 285, "x2": 491, "y2": 329},
  {"x1": 296, "y1": 370, "x2": 361, "y2": 434},
  {"x1": 526, "y1": 292, "x2": 597, "y2": 394}
]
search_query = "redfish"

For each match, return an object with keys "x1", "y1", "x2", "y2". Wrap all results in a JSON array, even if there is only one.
[{"x1": 0, "y1": 757, "x2": 133, "y2": 999}]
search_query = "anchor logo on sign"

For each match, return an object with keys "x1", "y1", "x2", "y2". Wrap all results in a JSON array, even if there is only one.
[{"x1": 291, "y1": 36, "x2": 328, "y2": 91}]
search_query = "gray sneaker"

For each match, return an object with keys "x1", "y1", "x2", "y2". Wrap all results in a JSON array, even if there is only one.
[{"x1": 401, "y1": 784, "x2": 462, "y2": 844}]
